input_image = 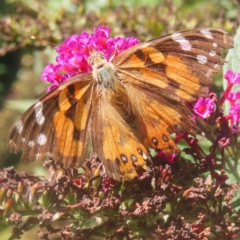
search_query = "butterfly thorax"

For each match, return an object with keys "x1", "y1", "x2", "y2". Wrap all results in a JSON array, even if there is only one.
[{"x1": 89, "y1": 50, "x2": 121, "y2": 90}]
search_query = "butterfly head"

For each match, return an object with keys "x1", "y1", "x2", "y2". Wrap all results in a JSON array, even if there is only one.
[{"x1": 88, "y1": 47, "x2": 107, "y2": 69}]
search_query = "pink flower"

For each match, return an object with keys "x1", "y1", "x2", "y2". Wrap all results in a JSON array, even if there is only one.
[
  {"x1": 224, "y1": 70, "x2": 240, "y2": 84},
  {"x1": 101, "y1": 178, "x2": 114, "y2": 194},
  {"x1": 220, "y1": 71, "x2": 240, "y2": 107},
  {"x1": 157, "y1": 152, "x2": 176, "y2": 165},
  {"x1": 218, "y1": 137, "x2": 230, "y2": 147},
  {"x1": 193, "y1": 97, "x2": 214, "y2": 118},
  {"x1": 229, "y1": 104, "x2": 240, "y2": 122},
  {"x1": 226, "y1": 91, "x2": 240, "y2": 107},
  {"x1": 40, "y1": 26, "x2": 140, "y2": 91}
]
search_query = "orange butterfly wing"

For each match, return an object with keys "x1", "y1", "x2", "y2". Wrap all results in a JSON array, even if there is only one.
[
  {"x1": 114, "y1": 28, "x2": 233, "y2": 102},
  {"x1": 8, "y1": 74, "x2": 93, "y2": 167},
  {"x1": 91, "y1": 88, "x2": 148, "y2": 180},
  {"x1": 124, "y1": 84, "x2": 193, "y2": 155}
]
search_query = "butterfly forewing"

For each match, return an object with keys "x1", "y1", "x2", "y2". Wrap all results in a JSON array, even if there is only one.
[
  {"x1": 113, "y1": 28, "x2": 233, "y2": 102},
  {"x1": 8, "y1": 28, "x2": 233, "y2": 181},
  {"x1": 8, "y1": 74, "x2": 93, "y2": 167}
]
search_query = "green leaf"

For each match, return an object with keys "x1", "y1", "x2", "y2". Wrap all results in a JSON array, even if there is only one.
[{"x1": 82, "y1": 215, "x2": 108, "y2": 229}]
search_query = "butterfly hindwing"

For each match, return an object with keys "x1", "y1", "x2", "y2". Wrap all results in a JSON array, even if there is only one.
[
  {"x1": 91, "y1": 88, "x2": 148, "y2": 181},
  {"x1": 125, "y1": 83, "x2": 195, "y2": 155}
]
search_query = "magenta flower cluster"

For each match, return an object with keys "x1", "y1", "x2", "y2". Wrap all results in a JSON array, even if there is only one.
[
  {"x1": 40, "y1": 26, "x2": 140, "y2": 90},
  {"x1": 193, "y1": 70, "x2": 240, "y2": 124},
  {"x1": 224, "y1": 70, "x2": 240, "y2": 123},
  {"x1": 193, "y1": 97, "x2": 215, "y2": 119}
]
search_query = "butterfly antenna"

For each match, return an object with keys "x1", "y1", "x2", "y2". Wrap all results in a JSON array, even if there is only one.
[
  {"x1": 31, "y1": 35, "x2": 74, "y2": 51},
  {"x1": 97, "y1": 0, "x2": 111, "y2": 41},
  {"x1": 109, "y1": 45, "x2": 119, "y2": 61},
  {"x1": 31, "y1": 36, "x2": 86, "y2": 53},
  {"x1": 101, "y1": 0, "x2": 111, "y2": 27},
  {"x1": 31, "y1": 36, "x2": 58, "y2": 47}
]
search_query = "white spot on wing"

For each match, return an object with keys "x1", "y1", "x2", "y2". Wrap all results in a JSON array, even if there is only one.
[
  {"x1": 35, "y1": 101, "x2": 45, "y2": 125},
  {"x1": 28, "y1": 141, "x2": 34, "y2": 147},
  {"x1": 209, "y1": 50, "x2": 216, "y2": 57},
  {"x1": 172, "y1": 33, "x2": 192, "y2": 51},
  {"x1": 213, "y1": 42, "x2": 218, "y2": 48},
  {"x1": 206, "y1": 69, "x2": 212, "y2": 78},
  {"x1": 223, "y1": 35, "x2": 228, "y2": 43},
  {"x1": 21, "y1": 137, "x2": 25, "y2": 143},
  {"x1": 37, "y1": 133, "x2": 47, "y2": 145},
  {"x1": 200, "y1": 29, "x2": 213, "y2": 39},
  {"x1": 16, "y1": 120, "x2": 23, "y2": 134},
  {"x1": 197, "y1": 54, "x2": 207, "y2": 64},
  {"x1": 214, "y1": 63, "x2": 220, "y2": 70},
  {"x1": 172, "y1": 32, "x2": 181, "y2": 38}
]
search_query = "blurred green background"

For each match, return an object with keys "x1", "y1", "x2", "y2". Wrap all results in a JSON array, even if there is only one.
[{"x1": 0, "y1": 0, "x2": 238, "y2": 238}]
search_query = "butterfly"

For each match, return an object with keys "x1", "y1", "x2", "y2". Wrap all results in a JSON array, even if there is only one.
[{"x1": 8, "y1": 28, "x2": 233, "y2": 181}]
